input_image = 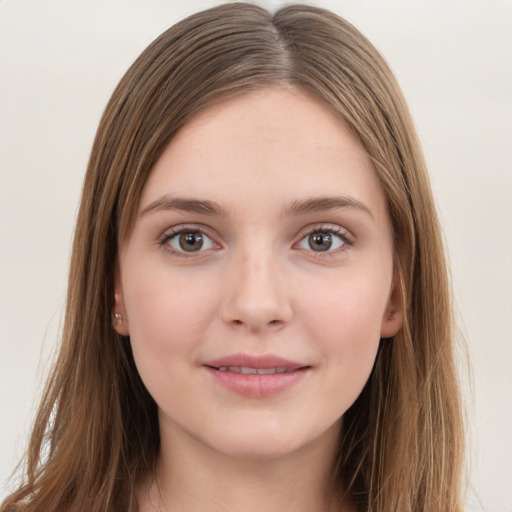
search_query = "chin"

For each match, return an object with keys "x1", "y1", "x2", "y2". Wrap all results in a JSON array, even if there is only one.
[
  {"x1": 215, "y1": 438, "x2": 303, "y2": 461},
  {"x1": 202, "y1": 419, "x2": 340, "y2": 462}
]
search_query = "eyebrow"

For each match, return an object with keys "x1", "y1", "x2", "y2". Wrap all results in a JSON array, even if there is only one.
[
  {"x1": 139, "y1": 194, "x2": 373, "y2": 219},
  {"x1": 284, "y1": 196, "x2": 373, "y2": 219},
  {"x1": 140, "y1": 196, "x2": 230, "y2": 217}
]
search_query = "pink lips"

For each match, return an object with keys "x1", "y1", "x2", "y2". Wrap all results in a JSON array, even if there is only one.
[{"x1": 202, "y1": 354, "x2": 310, "y2": 397}]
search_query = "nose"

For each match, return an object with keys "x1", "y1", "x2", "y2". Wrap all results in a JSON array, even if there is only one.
[{"x1": 220, "y1": 250, "x2": 292, "y2": 332}]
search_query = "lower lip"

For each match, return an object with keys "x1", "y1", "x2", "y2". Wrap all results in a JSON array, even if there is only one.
[{"x1": 204, "y1": 367, "x2": 310, "y2": 398}]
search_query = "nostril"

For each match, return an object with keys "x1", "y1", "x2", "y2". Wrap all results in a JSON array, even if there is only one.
[{"x1": 230, "y1": 318, "x2": 282, "y2": 328}]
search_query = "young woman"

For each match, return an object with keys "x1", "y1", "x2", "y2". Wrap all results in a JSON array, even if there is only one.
[{"x1": 1, "y1": 3, "x2": 465, "y2": 511}]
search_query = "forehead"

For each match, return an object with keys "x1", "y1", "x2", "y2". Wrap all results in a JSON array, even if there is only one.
[{"x1": 140, "y1": 88, "x2": 386, "y2": 219}]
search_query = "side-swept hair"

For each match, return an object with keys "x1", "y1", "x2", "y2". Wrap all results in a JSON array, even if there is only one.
[{"x1": 2, "y1": 3, "x2": 464, "y2": 511}]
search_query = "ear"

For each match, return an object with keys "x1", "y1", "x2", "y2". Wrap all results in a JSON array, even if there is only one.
[
  {"x1": 113, "y1": 261, "x2": 130, "y2": 336},
  {"x1": 380, "y1": 268, "x2": 404, "y2": 339}
]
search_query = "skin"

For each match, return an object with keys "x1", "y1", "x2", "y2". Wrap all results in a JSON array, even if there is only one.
[{"x1": 114, "y1": 88, "x2": 402, "y2": 511}]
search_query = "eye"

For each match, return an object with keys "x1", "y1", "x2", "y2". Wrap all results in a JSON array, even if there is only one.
[
  {"x1": 296, "y1": 229, "x2": 348, "y2": 252},
  {"x1": 164, "y1": 229, "x2": 217, "y2": 253}
]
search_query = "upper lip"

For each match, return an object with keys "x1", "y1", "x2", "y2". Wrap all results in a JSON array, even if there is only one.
[{"x1": 203, "y1": 354, "x2": 307, "y2": 370}]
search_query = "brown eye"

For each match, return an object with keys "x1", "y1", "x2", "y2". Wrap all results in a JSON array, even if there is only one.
[
  {"x1": 308, "y1": 233, "x2": 332, "y2": 252},
  {"x1": 296, "y1": 229, "x2": 348, "y2": 253},
  {"x1": 179, "y1": 231, "x2": 204, "y2": 252},
  {"x1": 165, "y1": 229, "x2": 216, "y2": 254}
]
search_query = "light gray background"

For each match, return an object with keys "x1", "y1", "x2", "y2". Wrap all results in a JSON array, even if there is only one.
[{"x1": 1, "y1": 1, "x2": 511, "y2": 510}]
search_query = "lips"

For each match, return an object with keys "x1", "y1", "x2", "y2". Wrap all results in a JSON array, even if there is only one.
[
  {"x1": 202, "y1": 354, "x2": 310, "y2": 397},
  {"x1": 215, "y1": 366, "x2": 295, "y2": 374},
  {"x1": 204, "y1": 354, "x2": 306, "y2": 370}
]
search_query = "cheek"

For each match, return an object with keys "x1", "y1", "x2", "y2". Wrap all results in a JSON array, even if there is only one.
[
  {"x1": 122, "y1": 266, "x2": 219, "y2": 389},
  {"x1": 298, "y1": 268, "x2": 389, "y2": 402},
  {"x1": 302, "y1": 267, "x2": 389, "y2": 341}
]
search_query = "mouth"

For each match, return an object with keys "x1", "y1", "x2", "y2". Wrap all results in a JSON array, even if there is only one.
[
  {"x1": 202, "y1": 354, "x2": 311, "y2": 397},
  {"x1": 208, "y1": 366, "x2": 302, "y2": 375}
]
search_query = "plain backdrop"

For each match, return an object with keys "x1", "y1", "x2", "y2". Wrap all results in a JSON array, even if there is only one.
[{"x1": 1, "y1": 1, "x2": 511, "y2": 510}]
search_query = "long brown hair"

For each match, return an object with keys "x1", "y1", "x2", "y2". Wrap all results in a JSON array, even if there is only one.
[{"x1": 1, "y1": 3, "x2": 464, "y2": 511}]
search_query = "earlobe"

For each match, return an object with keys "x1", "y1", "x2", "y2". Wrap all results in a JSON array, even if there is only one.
[
  {"x1": 113, "y1": 263, "x2": 130, "y2": 336},
  {"x1": 380, "y1": 307, "x2": 403, "y2": 339},
  {"x1": 380, "y1": 270, "x2": 404, "y2": 339}
]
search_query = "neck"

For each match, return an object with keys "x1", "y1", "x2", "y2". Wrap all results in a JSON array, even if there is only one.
[{"x1": 137, "y1": 419, "x2": 349, "y2": 512}]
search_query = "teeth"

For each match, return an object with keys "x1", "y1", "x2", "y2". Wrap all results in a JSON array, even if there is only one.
[
  {"x1": 240, "y1": 367, "x2": 258, "y2": 374},
  {"x1": 257, "y1": 368, "x2": 276, "y2": 375},
  {"x1": 215, "y1": 366, "x2": 296, "y2": 374}
]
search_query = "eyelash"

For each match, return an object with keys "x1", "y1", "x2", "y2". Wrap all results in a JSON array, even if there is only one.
[
  {"x1": 158, "y1": 224, "x2": 354, "y2": 258},
  {"x1": 158, "y1": 225, "x2": 219, "y2": 257},
  {"x1": 294, "y1": 225, "x2": 354, "y2": 256}
]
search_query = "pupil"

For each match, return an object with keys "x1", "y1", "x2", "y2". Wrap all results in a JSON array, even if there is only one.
[
  {"x1": 310, "y1": 233, "x2": 332, "y2": 251},
  {"x1": 180, "y1": 232, "x2": 203, "y2": 252}
]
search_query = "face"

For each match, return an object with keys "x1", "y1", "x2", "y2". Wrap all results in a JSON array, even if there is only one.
[{"x1": 115, "y1": 88, "x2": 402, "y2": 461}]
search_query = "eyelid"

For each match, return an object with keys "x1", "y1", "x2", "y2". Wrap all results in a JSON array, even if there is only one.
[
  {"x1": 293, "y1": 223, "x2": 355, "y2": 253},
  {"x1": 157, "y1": 222, "x2": 354, "y2": 258},
  {"x1": 158, "y1": 224, "x2": 222, "y2": 256}
]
